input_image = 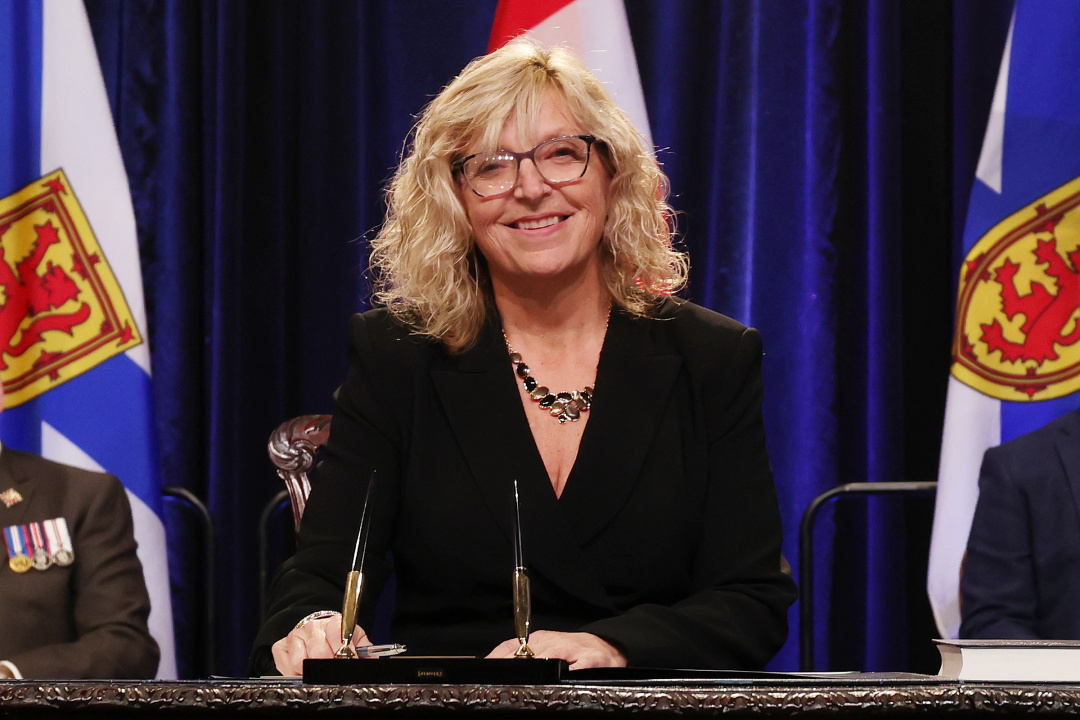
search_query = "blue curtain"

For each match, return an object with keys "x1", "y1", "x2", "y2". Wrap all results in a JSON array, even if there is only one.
[{"x1": 85, "y1": 0, "x2": 1012, "y2": 677}]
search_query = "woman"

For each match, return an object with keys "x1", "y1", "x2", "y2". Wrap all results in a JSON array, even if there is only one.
[{"x1": 253, "y1": 38, "x2": 796, "y2": 676}]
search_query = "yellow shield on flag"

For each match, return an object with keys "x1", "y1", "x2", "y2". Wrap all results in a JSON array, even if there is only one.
[
  {"x1": 0, "y1": 169, "x2": 143, "y2": 408},
  {"x1": 952, "y1": 174, "x2": 1080, "y2": 400}
]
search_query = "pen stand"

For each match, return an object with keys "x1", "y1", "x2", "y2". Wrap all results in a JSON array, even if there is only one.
[{"x1": 303, "y1": 657, "x2": 568, "y2": 685}]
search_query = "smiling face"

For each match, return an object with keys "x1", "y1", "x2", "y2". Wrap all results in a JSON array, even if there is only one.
[{"x1": 457, "y1": 91, "x2": 612, "y2": 295}]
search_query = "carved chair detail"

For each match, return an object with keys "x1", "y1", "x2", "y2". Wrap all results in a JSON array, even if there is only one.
[{"x1": 267, "y1": 414, "x2": 331, "y2": 531}]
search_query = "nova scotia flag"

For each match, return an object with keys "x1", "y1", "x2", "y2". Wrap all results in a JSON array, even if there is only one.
[
  {"x1": 928, "y1": 0, "x2": 1080, "y2": 639},
  {"x1": 0, "y1": 0, "x2": 175, "y2": 676}
]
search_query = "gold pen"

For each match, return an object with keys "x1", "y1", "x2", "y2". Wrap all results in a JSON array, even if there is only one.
[
  {"x1": 512, "y1": 479, "x2": 534, "y2": 658},
  {"x1": 336, "y1": 473, "x2": 375, "y2": 659}
]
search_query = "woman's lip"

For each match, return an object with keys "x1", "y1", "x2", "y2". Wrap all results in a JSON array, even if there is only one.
[{"x1": 511, "y1": 214, "x2": 568, "y2": 230}]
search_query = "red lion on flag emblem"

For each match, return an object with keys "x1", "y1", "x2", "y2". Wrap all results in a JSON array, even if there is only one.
[
  {"x1": 953, "y1": 178, "x2": 1080, "y2": 400},
  {"x1": 980, "y1": 231, "x2": 1080, "y2": 365},
  {"x1": 0, "y1": 219, "x2": 91, "y2": 369},
  {"x1": 0, "y1": 170, "x2": 141, "y2": 408}
]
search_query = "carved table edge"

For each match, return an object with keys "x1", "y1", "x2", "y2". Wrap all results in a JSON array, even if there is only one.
[{"x1": 2, "y1": 682, "x2": 1080, "y2": 715}]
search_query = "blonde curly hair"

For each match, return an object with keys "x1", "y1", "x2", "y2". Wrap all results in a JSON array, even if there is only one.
[{"x1": 370, "y1": 37, "x2": 688, "y2": 352}]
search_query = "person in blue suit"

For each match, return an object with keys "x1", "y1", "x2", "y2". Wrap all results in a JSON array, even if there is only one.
[{"x1": 960, "y1": 407, "x2": 1080, "y2": 639}]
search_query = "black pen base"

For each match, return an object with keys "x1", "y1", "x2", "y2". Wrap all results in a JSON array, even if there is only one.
[{"x1": 304, "y1": 657, "x2": 568, "y2": 685}]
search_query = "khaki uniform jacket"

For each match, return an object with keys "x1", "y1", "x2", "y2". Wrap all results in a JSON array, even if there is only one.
[{"x1": 0, "y1": 447, "x2": 158, "y2": 678}]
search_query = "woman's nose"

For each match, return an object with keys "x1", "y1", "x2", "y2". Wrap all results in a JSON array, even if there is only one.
[{"x1": 514, "y1": 159, "x2": 551, "y2": 200}]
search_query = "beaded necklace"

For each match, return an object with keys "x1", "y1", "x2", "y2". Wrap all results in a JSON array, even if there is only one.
[{"x1": 502, "y1": 312, "x2": 608, "y2": 424}]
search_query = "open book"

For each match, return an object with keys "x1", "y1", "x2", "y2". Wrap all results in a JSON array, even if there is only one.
[{"x1": 936, "y1": 639, "x2": 1080, "y2": 681}]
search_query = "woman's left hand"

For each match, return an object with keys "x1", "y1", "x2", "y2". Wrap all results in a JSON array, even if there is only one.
[{"x1": 486, "y1": 630, "x2": 627, "y2": 669}]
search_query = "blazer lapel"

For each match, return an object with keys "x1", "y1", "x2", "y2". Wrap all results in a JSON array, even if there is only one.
[
  {"x1": 1058, "y1": 411, "x2": 1080, "y2": 522},
  {"x1": 430, "y1": 318, "x2": 620, "y2": 613},
  {"x1": 430, "y1": 319, "x2": 532, "y2": 526},
  {"x1": 559, "y1": 309, "x2": 682, "y2": 545}
]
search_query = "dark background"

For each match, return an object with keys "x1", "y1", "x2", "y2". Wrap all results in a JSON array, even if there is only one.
[{"x1": 83, "y1": 0, "x2": 1014, "y2": 677}]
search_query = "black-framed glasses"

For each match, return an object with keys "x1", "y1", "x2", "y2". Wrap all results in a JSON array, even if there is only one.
[{"x1": 453, "y1": 135, "x2": 597, "y2": 197}]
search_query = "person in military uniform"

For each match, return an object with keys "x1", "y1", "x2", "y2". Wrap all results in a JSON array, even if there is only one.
[{"x1": 0, "y1": 380, "x2": 158, "y2": 679}]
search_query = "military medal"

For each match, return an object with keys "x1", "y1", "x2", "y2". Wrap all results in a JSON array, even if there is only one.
[
  {"x1": 28, "y1": 522, "x2": 54, "y2": 570},
  {"x1": 31, "y1": 547, "x2": 52, "y2": 570},
  {"x1": 3, "y1": 524, "x2": 32, "y2": 573},
  {"x1": 45, "y1": 518, "x2": 75, "y2": 566},
  {"x1": 2, "y1": 520, "x2": 72, "y2": 572}
]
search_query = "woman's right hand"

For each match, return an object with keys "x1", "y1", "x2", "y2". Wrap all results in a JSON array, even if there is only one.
[{"x1": 271, "y1": 614, "x2": 372, "y2": 676}]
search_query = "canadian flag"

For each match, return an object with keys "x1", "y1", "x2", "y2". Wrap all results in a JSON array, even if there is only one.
[{"x1": 489, "y1": 0, "x2": 652, "y2": 147}]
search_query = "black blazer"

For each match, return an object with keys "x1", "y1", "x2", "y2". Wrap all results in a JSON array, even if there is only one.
[
  {"x1": 961, "y1": 407, "x2": 1080, "y2": 639},
  {"x1": 0, "y1": 448, "x2": 158, "y2": 678},
  {"x1": 254, "y1": 299, "x2": 795, "y2": 671}
]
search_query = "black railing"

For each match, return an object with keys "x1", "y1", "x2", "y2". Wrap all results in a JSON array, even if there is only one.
[
  {"x1": 162, "y1": 485, "x2": 215, "y2": 676},
  {"x1": 798, "y1": 481, "x2": 937, "y2": 672}
]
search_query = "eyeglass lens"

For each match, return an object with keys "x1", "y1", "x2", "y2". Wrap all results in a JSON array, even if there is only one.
[{"x1": 462, "y1": 136, "x2": 591, "y2": 197}]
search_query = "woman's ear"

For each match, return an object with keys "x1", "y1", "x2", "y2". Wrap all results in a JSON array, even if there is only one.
[{"x1": 452, "y1": 171, "x2": 471, "y2": 210}]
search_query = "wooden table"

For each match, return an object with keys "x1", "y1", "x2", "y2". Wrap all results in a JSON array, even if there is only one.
[{"x1": 3, "y1": 677, "x2": 1080, "y2": 719}]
